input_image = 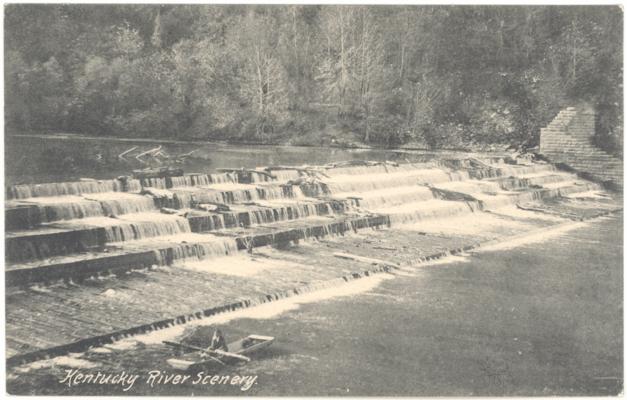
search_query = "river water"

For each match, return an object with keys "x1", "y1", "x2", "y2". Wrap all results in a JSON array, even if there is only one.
[
  {"x1": 8, "y1": 213, "x2": 622, "y2": 396},
  {"x1": 5, "y1": 135, "x2": 479, "y2": 185}
]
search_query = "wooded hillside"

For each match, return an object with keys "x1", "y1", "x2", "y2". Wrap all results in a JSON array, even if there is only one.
[{"x1": 4, "y1": 5, "x2": 623, "y2": 152}]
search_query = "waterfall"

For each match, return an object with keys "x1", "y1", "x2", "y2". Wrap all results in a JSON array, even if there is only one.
[
  {"x1": 141, "y1": 178, "x2": 168, "y2": 189},
  {"x1": 495, "y1": 164, "x2": 556, "y2": 177},
  {"x1": 103, "y1": 214, "x2": 191, "y2": 242},
  {"x1": 13, "y1": 193, "x2": 159, "y2": 223},
  {"x1": 84, "y1": 193, "x2": 157, "y2": 216},
  {"x1": 342, "y1": 186, "x2": 435, "y2": 210},
  {"x1": 268, "y1": 169, "x2": 302, "y2": 182},
  {"x1": 7, "y1": 179, "x2": 125, "y2": 199},
  {"x1": 325, "y1": 168, "x2": 469, "y2": 194},
  {"x1": 21, "y1": 196, "x2": 106, "y2": 222},
  {"x1": 170, "y1": 173, "x2": 238, "y2": 187},
  {"x1": 250, "y1": 171, "x2": 275, "y2": 183},
  {"x1": 376, "y1": 199, "x2": 481, "y2": 225},
  {"x1": 170, "y1": 183, "x2": 300, "y2": 207},
  {"x1": 145, "y1": 234, "x2": 240, "y2": 265},
  {"x1": 242, "y1": 201, "x2": 332, "y2": 226},
  {"x1": 170, "y1": 175, "x2": 201, "y2": 187},
  {"x1": 208, "y1": 172, "x2": 238, "y2": 184}
]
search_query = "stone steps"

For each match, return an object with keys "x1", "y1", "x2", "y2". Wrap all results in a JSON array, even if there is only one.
[{"x1": 539, "y1": 105, "x2": 623, "y2": 189}]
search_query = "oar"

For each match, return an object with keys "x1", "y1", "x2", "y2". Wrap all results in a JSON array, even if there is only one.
[
  {"x1": 162, "y1": 341, "x2": 226, "y2": 366},
  {"x1": 163, "y1": 341, "x2": 250, "y2": 362},
  {"x1": 212, "y1": 349, "x2": 251, "y2": 362}
]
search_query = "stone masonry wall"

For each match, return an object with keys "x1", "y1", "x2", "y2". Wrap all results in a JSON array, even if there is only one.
[{"x1": 540, "y1": 105, "x2": 623, "y2": 190}]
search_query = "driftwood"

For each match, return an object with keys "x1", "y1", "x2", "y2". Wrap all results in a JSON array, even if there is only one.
[
  {"x1": 142, "y1": 188, "x2": 175, "y2": 200},
  {"x1": 136, "y1": 145, "x2": 162, "y2": 159},
  {"x1": 118, "y1": 146, "x2": 138, "y2": 160},
  {"x1": 242, "y1": 201, "x2": 274, "y2": 208},
  {"x1": 178, "y1": 149, "x2": 198, "y2": 158},
  {"x1": 198, "y1": 202, "x2": 230, "y2": 212},
  {"x1": 160, "y1": 207, "x2": 182, "y2": 215},
  {"x1": 428, "y1": 186, "x2": 480, "y2": 203}
]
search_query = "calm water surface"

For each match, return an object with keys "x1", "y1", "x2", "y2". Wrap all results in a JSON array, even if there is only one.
[
  {"x1": 8, "y1": 214, "x2": 622, "y2": 396},
  {"x1": 5, "y1": 135, "x2": 460, "y2": 185}
]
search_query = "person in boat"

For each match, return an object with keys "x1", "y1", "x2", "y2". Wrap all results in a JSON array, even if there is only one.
[{"x1": 208, "y1": 329, "x2": 228, "y2": 352}]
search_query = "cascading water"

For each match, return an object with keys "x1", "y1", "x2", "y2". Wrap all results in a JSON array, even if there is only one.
[
  {"x1": 324, "y1": 168, "x2": 469, "y2": 194},
  {"x1": 7, "y1": 179, "x2": 125, "y2": 200},
  {"x1": 20, "y1": 196, "x2": 106, "y2": 222},
  {"x1": 341, "y1": 186, "x2": 435, "y2": 209},
  {"x1": 169, "y1": 172, "x2": 238, "y2": 187},
  {"x1": 266, "y1": 169, "x2": 302, "y2": 182},
  {"x1": 5, "y1": 157, "x2": 600, "y2": 278},
  {"x1": 102, "y1": 213, "x2": 192, "y2": 242},
  {"x1": 84, "y1": 193, "x2": 157, "y2": 216}
]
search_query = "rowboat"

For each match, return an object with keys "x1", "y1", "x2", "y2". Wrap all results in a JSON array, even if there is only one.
[{"x1": 164, "y1": 334, "x2": 275, "y2": 371}]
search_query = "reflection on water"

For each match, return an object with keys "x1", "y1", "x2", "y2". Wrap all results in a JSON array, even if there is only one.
[{"x1": 5, "y1": 135, "x2": 463, "y2": 185}]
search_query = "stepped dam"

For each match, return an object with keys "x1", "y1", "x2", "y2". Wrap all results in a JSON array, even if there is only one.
[{"x1": 5, "y1": 153, "x2": 623, "y2": 373}]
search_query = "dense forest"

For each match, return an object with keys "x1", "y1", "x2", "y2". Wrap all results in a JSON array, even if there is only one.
[{"x1": 4, "y1": 5, "x2": 623, "y2": 153}]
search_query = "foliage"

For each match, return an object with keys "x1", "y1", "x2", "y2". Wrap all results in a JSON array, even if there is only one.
[{"x1": 4, "y1": 5, "x2": 623, "y2": 154}]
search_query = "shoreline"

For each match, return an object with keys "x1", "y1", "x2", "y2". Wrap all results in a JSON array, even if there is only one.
[{"x1": 6, "y1": 133, "x2": 510, "y2": 154}]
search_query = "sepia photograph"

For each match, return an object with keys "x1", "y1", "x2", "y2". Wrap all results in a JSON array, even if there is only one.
[{"x1": 3, "y1": 2, "x2": 624, "y2": 396}]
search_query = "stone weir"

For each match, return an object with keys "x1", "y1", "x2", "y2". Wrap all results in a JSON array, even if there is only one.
[
  {"x1": 6, "y1": 157, "x2": 597, "y2": 285},
  {"x1": 5, "y1": 154, "x2": 616, "y2": 365}
]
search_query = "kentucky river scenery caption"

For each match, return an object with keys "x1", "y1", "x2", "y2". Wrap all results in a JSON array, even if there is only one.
[{"x1": 59, "y1": 369, "x2": 259, "y2": 392}]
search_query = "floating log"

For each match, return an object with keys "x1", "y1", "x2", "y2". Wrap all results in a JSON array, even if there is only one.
[
  {"x1": 135, "y1": 145, "x2": 162, "y2": 160},
  {"x1": 198, "y1": 202, "x2": 230, "y2": 212},
  {"x1": 178, "y1": 149, "x2": 198, "y2": 158},
  {"x1": 428, "y1": 186, "x2": 480, "y2": 203},
  {"x1": 142, "y1": 188, "x2": 175, "y2": 199},
  {"x1": 118, "y1": 146, "x2": 138, "y2": 160},
  {"x1": 160, "y1": 207, "x2": 182, "y2": 215}
]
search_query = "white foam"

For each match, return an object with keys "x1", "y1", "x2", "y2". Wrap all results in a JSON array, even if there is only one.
[
  {"x1": 14, "y1": 353, "x2": 100, "y2": 373},
  {"x1": 131, "y1": 273, "x2": 394, "y2": 345},
  {"x1": 475, "y1": 221, "x2": 587, "y2": 252},
  {"x1": 565, "y1": 190, "x2": 610, "y2": 199},
  {"x1": 487, "y1": 205, "x2": 565, "y2": 221},
  {"x1": 179, "y1": 254, "x2": 303, "y2": 277},
  {"x1": 104, "y1": 340, "x2": 139, "y2": 351},
  {"x1": 398, "y1": 212, "x2": 533, "y2": 236},
  {"x1": 88, "y1": 347, "x2": 113, "y2": 354}
]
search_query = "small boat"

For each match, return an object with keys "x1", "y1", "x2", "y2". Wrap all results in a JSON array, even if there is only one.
[{"x1": 164, "y1": 335, "x2": 275, "y2": 371}]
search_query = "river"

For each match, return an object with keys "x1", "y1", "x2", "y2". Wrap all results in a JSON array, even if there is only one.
[
  {"x1": 5, "y1": 134, "x2": 480, "y2": 185},
  {"x1": 7, "y1": 213, "x2": 622, "y2": 396}
]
